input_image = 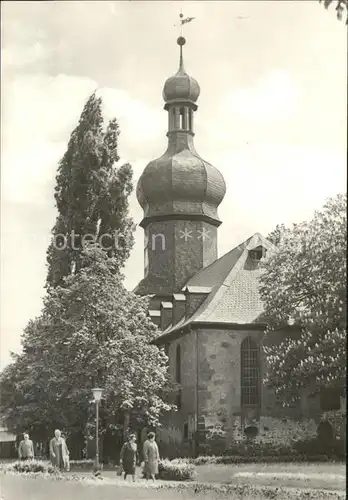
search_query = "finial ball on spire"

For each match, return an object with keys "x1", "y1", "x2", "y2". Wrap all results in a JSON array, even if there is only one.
[{"x1": 177, "y1": 36, "x2": 186, "y2": 46}]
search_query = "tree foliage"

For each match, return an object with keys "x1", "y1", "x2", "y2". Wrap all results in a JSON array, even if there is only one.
[
  {"x1": 320, "y1": 0, "x2": 348, "y2": 24},
  {"x1": 0, "y1": 247, "x2": 174, "y2": 441},
  {"x1": 1, "y1": 94, "x2": 174, "y2": 442},
  {"x1": 261, "y1": 194, "x2": 346, "y2": 405},
  {"x1": 46, "y1": 92, "x2": 134, "y2": 288}
]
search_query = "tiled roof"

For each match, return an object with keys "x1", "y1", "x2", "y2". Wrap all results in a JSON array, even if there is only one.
[
  {"x1": 185, "y1": 243, "x2": 244, "y2": 288},
  {"x1": 156, "y1": 233, "x2": 274, "y2": 340},
  {"x1": 198, "y1": 264, "x2": 264, "y2": 324}
]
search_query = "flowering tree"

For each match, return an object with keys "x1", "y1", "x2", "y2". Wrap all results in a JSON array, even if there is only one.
[
  {"x1": 260, "y1": 194, "x2": 346, "y2": 405},
  {"x1": 0, "y1": 247, "x2": 174, "y2": 442}
]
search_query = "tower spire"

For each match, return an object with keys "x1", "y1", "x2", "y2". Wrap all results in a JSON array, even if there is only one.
[{"x1": 177, "y1": 35, "x2": 186, "y2": 73}]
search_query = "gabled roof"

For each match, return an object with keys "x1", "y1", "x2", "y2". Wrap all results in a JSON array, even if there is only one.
[{"x1": 155, "y1": 233, "x2": 274, "y2": 341}]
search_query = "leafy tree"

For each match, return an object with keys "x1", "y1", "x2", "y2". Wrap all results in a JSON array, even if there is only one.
[
  {"x1": 46, "y1": 92, "x2": 134, "y2": 288},
  {"x1": 0, "y1": 246, "x2": 174, "y2": 444},
  {"x1": 261, "y1": 194, "x2": 346, "y2": 405},
  {"x1": 0, "y1": 94, "x2": 174, "y2": 456},
  {"x1": 266, "y1": 223, "x2": 287, "y2": 247},
  {"x1": 320, "y1": 0, "x2": 348, "y2": 24}
]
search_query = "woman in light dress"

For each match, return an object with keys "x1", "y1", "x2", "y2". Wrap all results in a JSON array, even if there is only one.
[
  {"x1": 143, "y1": 432, "x2": 159, "y2": 481},
  {"x1": 49, "y1": 429, "x2": 70, "y2": 471}
]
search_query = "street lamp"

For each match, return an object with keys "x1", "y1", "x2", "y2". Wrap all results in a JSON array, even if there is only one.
[{"x1": 92, "y1": 387, "x2": 103, "y2": 472}]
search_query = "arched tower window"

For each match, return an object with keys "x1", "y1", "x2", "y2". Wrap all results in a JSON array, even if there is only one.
[
  {"x1": 179, "y1": 107, "x2": 185, "y2": 129},
  {"x1": 188, "y1": 108, "x2": 193, "y2": 131},
  {"x1": 241, "y1": 337, "x2": 260, "y2": 407},
  {"x1": 171, "y1": 108, "x2": 176, "y2": 129}
]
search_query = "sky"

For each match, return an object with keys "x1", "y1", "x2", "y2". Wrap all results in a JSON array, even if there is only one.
[{"x1": 1, "y1": 1, "x2": 346, "y2": 369}]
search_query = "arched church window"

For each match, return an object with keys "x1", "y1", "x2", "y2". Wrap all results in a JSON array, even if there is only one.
[{"x1": 241, "y1": 337, "x2": 260, "y2": 407}]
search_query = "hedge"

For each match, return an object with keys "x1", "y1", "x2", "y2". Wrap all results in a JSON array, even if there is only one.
[
  {"x1": 141, "y1": 458, "x2": 197, "y2": 481},
  {"x1": 191, "y1": 454, "x2": 337, "y2": 465}
]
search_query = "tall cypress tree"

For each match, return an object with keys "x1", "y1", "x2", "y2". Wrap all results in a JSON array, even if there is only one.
[{"x1": 46, "y1": 92, "x2": 134, "y2": 287}]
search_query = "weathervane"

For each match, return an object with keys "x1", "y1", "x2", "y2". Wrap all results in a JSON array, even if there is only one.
[{"x1": 174, "y1": 10, "x2": 195, "y2": 37}]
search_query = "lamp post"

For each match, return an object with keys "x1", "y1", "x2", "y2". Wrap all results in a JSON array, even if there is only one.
[{"x1": 92, "y1": 387, "x2": 103, "y2": 472}]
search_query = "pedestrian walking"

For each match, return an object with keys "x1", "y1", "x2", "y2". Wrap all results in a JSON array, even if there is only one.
[
  {"x1": 120, "y1": 433, "x2": 137, "y2": 482},
  {"x1": 143, "y1": 432, "x2": 159, "y2": 481},
  {"x1": 49, "y1": 429, "x2": 70, "y2": 471},
  {"x1": 18, "y1": 433, "x2": 34, "y2": 460}
]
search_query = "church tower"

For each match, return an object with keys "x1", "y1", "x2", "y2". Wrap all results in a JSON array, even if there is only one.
[{"x1": 136, "y1": 37, "x2": 226, "y2": 307}]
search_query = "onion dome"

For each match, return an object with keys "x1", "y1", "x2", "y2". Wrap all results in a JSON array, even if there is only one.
[
  {"x1": 162, "y1": 37, "x2": 200, "y2": 105},
  {"x1": 136, "y1": 142, "x2": 226, "y2": 227}
]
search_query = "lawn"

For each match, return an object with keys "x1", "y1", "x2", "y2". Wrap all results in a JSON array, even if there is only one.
[
  {"x1": 1, "y1": 473, "x2": 346, "y2": 500},
  {"x1": 1, "y1": 462, "x2": 345, "y2": 500},
  {"x1": 195, "y1": 461, "x2": 346, "y2": 490}
]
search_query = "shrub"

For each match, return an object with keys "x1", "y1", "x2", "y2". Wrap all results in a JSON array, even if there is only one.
[
  {"x1": 7, "y1": 460, "x2": 57, "y2": 474},
  {"x1": 158, "y1": 458, "x2": 197, "y2": 481},
  {"x1": 69, "y1": 459, "x2": 94, "y2": 469},
  {"x1": 191, "y1": 454, "x2": 335, "y2": 465},
  {"x1": 169, "y1": 458, "x2": 191, "y2": 465},
  {"x1": 244, "y1": 425, "x2": 259, "y2": 439},
  {"x1": 69, "y1": 459, "x2": 94, "y2": 465},
  {"x1": 190, "y1": 455, "x2": 214, "y2": 465},
  {"x1": 141, "y1": 458, "x2": 197, "y2": 481},
  {"x1": 223, "y1": 441, "x2": 294, "y2": 457},
  {"x1": 293, "y1": 437, "x2": 346, "y2": 459}
]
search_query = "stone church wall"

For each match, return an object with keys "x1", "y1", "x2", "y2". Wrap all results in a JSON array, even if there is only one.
[
  {"x1": 196, "y1": 327, "x2": 265, "y2": 449},
  {"x1": 157, "y1": 331, "x2": 198, "y2": 458},
  {"x1": 156, "y1": 327, "x2": 338, "y2": 458}
]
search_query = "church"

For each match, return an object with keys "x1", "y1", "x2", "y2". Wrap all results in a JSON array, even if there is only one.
[{"x1": 134, "y1": 36, "x2": 342, "y2": 457}]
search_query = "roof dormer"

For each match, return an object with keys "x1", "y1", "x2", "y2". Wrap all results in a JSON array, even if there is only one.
[{"x1": 249, "y1": 245, "x2": 266, "y2": 262}]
